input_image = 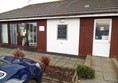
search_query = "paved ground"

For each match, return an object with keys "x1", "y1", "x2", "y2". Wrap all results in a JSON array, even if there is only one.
[
  {"x1": 0, "y1": 47, "x2": 84, "y2": 83},
  {"x1": 0, "y1": 47, "x2": 83, "y2": 69},
  {"x1": 0, "y1": 47, "x2": 117, "y2": 83},
  {"x1": 81, "y1": 56, "x2": 118, "y2": 83}
]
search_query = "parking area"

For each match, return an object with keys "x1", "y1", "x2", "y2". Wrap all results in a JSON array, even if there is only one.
[
  {"x1": 0, "y1": 47, "x2": 81, "y2": 69},
  {"x1": 1, "y1": 47, "x2": 117, "y2": 83},
  {"x1": 0, "y1": 47, "x2": 83, "y2": 83}
]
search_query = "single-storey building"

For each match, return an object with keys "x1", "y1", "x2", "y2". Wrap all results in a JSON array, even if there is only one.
[{"x1": 0, "y1": 0, "x2": 118, "y2": 59}]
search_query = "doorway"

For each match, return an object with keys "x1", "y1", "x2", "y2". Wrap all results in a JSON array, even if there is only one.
[
  {"x1": 17, "y1": 23, "x2": 37, "y2": 47},
  {"x1": 93, "y1": 19, "x2": 112, "y2": 57}
]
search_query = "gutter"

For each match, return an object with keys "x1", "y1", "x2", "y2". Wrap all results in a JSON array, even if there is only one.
[{"x1": 0, "y1": 13, "x2": 118, "y2": 21}]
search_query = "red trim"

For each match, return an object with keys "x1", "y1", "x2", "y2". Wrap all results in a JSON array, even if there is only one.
[
  {"x1": 110, "y1": 17, "x2": 118, "y2": 59},
  {"x1": 1, "y1": 44, "x2": 37, "y2": 51},
  {"x1": 79, "y1": 18, "x2": 94, "y2": 56},
  {"x1": 37, "y1": 20, "x2": 47, "y2": 52},
  {"x1": 8, "y1": 23, "x2": 10, "y2": 44}
]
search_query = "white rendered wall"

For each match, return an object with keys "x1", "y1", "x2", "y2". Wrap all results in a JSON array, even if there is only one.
[{"x1": 47, "y1": 19, "x2": 80, "y2": 55}]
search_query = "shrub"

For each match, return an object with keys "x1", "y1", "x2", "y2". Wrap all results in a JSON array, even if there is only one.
[
  {"x1": 12, "y1": 48, "x2": 25, "y2": 58},
  {"x1": 76, "y1": 64, "x2": 95, "y2": 79},
  {"x1": 39, "y1": 55, "x2": 51, "y2": 72}
]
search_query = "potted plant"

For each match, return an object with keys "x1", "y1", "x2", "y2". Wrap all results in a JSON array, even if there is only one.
[
  {"x1": 39, "y1": 55, "x2": 51, "y2": 72},
  {"x1": 12, "y1": 48, "x2": 25, "y2": 58}
]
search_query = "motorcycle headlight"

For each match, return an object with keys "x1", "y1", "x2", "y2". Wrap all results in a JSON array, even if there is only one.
[{"x1": 35, "y1": 63, "x2": 41, "y2": 69}]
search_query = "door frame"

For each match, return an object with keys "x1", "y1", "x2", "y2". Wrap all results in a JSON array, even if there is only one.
[{"x1": 92, "y1": 19, "x2": 112, "y2": 57}]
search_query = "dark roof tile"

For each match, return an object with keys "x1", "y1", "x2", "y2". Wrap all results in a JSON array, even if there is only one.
[{"x1": 0, "y1": 0, "x2": 118, "y2": 20}]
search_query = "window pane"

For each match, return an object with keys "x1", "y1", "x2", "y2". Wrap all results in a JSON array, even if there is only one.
[
  {"x1": 27, "y1": 23, "x2": 37, "y2": 47},
  {"x1": 95, "y1": 20, "x2": 110, "y2": 40},
  {"x1": 18, "y1": 23, "x2": 27, "y2": 46},
  {"x1": 57, "y1": 25, "x2": 67, "y2": 39},
  {"x1": 10, "y1": 24, "x2": 17, "y2": 44},
  {"x1": 1, "y1": 24, "x2": 8, "y2": 43}
]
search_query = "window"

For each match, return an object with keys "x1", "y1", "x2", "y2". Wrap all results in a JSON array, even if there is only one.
[
  {"x1": 18, "y1": 23, "x2": 27, "y2": 46},
  {"x1": 17, "y1": 22, "x2": 37, "y2": 47},
  {"x1": 95, "y1": 19, "x2": 111, "y2": 40},
  {"x1": 10, "y1": 24, "x2": 17, "y2": 44},
  {"x1": 1, "y1": 24, "x2": 8, "y2": 43},
  {"x1": 27, "y1": 22, "x2": 37, "y2": 47},
  {"x1": 57, "y1": 25, "x2": 67, "y2": 39}
]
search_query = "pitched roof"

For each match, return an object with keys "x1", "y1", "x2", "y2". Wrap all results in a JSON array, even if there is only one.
[{"x1": 0, "y1": 0, "x2": 118, "y2": 20}]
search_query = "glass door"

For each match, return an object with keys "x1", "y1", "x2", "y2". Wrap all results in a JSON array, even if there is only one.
[
  {"x1": 17, "y1": 22, "x2": 37, "y2": 47},
  {"x1": 10, "y1": 24, "x2": 17, "y2": 44},
  {"x1": 93, "y1": 19, "x2": 112, "y2": 56},
  {"x1": 18, "y1": 23, "x2": 27, "y2": 46}
]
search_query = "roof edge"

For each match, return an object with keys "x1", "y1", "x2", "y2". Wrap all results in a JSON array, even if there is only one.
[{"x1": 0, "y1": 13, "x2": 118, "y2": 22}]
